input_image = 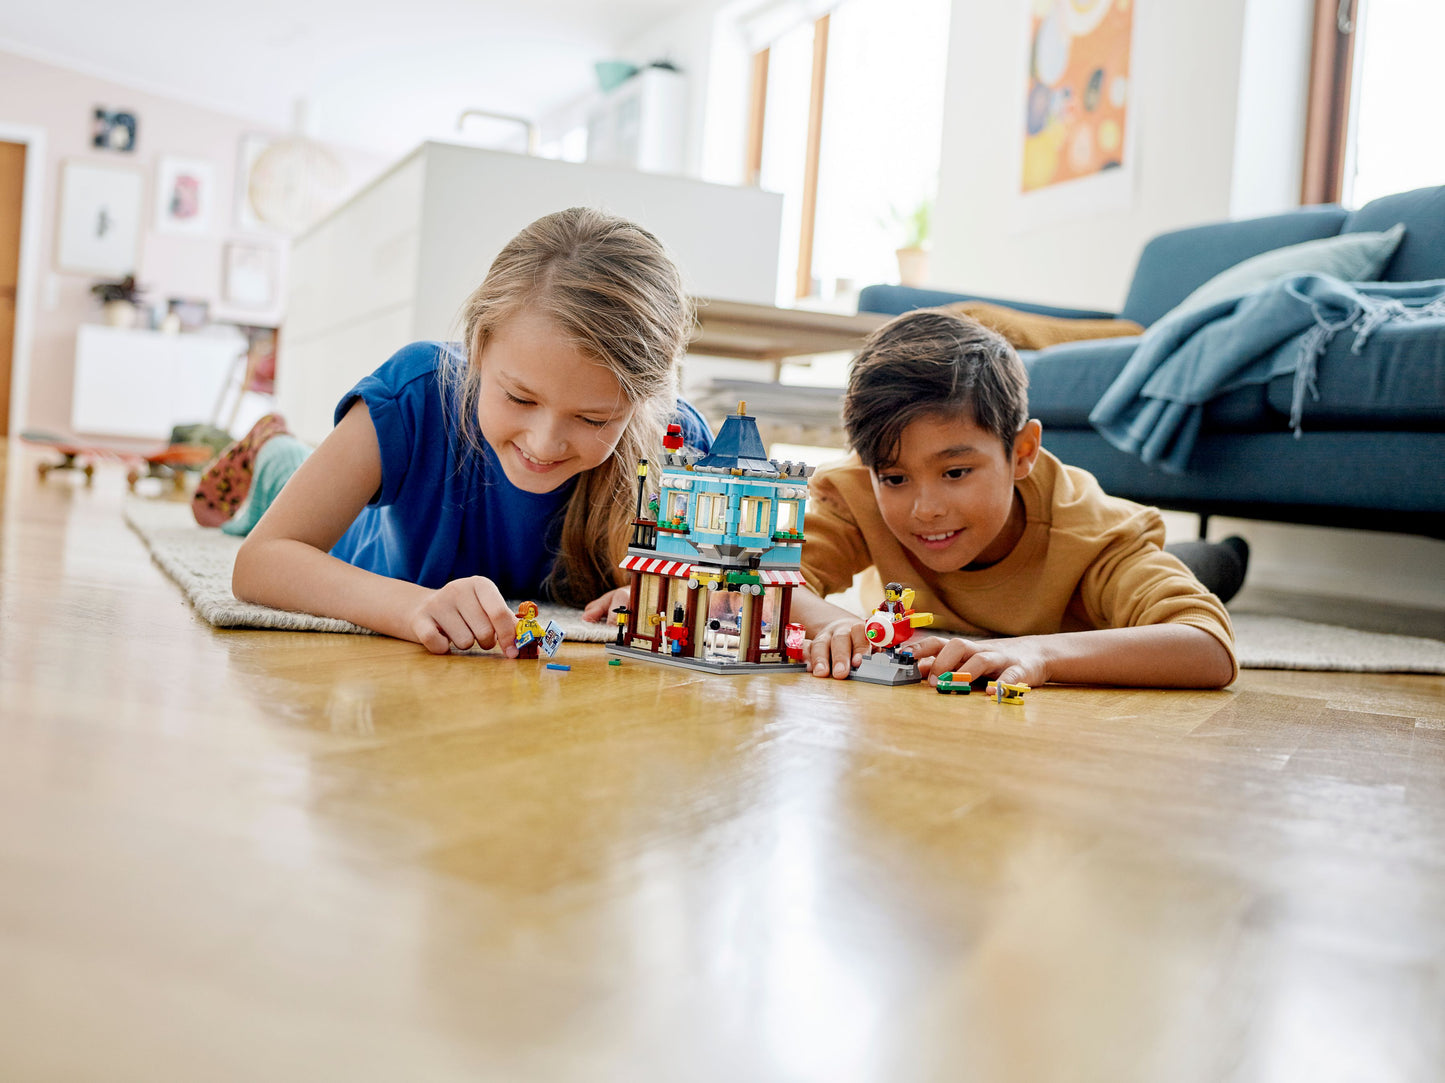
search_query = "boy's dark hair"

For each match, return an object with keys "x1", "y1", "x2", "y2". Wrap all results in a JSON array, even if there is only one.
[{"x1": 843, "y1": 310, "x2": 1030, "y2": 470}]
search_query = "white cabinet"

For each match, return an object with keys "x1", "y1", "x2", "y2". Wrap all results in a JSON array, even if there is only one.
[
  {"x1": 278, "y1": 140, "x2": 784, "y2": 444},
  {"x1": 586, "y1": 67, "x2": 688, "y2": 175},
  {"x1": 71, "y1": 324, "x2": 245, "y2": 439}
]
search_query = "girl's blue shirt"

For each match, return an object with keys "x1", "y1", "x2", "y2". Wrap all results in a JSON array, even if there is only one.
[{"x1": 328, "y1": 340, "x2": 712, "y2": 600}]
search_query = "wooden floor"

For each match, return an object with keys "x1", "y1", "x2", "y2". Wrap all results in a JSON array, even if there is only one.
[{"x1": 3, "y1": 439, "x2": 1444, "y2": 1083}]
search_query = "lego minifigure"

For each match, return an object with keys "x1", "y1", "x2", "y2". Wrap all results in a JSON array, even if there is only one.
[
  {"x1": 514, "y1": 600, "x2": 545, "y2": 660},
  {"x1": 849, "y1": 583, "x2": 936, "y2": 686},
  {"x1": 665, "y1": 604, "x2": 689, "y2": 656}
]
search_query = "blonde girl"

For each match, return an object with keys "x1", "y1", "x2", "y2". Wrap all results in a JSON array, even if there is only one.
[{"x1": 224, "y1": 207, "x2": 707, "y2": 655}]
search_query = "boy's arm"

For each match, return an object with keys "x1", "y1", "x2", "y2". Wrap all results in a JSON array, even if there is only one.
[
  {"x1": 791, "y1": 588, "x2": 873, "y2": 679},
  {"x1": 233, "y1": 401, "x2": 518, "y2": 652},
  {"x1": 915, "y1": 623, "x2": 1235, "y2": 690}
]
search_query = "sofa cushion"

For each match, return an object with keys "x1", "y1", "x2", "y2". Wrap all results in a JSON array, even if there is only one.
[
  {"x1": 1261, "y1": 312, "x2": 1445, "y2": 430},
  {"x1": 1168, "y1": 224, "x2": 1404, "y2": 318},
  {"x1": 1119, "y1": 205, "x2": 1349, "y2": 327},
  {"x1": 1024, "y1": 337, "x2": 1272, "y2": 431},
  {"x1": 1341, "y1": 185, "x2": 1445, "y2": 282}
]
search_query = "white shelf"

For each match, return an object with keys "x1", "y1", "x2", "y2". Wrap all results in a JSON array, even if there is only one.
[{"x1": 71, "y1": 325, "x2": 246, "y2": 439}]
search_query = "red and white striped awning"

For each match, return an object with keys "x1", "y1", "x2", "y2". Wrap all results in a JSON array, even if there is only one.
[
  {"x1": 620, "y1": 555, "x2": 695, "y2": 578},
  {"x1": 757, "y1": 569, "x2": 807, "y2": 585}
]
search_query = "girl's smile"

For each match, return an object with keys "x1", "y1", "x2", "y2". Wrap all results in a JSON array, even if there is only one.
[{"x1": 477, "y1": 312, "x2": 634, "y2": 493}]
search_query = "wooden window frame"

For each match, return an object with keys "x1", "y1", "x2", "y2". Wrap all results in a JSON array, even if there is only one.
[
  {"x1": 744, "y1": 13, "x2": 832, "y2": 300},
  {"x1": 1300, "y1": 0, "x2": 1359, "y2": 205}
]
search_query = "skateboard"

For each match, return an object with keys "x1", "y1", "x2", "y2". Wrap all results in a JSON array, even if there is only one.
[{"x1": 21, "y1": 430, "x2": 215, "y2": 492}]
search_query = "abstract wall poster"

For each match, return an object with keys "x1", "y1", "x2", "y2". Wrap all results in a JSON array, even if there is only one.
[
  {"x1": 1021, "y1": 0, "x2": 1134, "y2": 194},
  {"x1": 55, "y1": 159, "x2": 144, "y2": 276},
  {"x1": 155, "y1": 157, "x2": 215, "y2": 235}
]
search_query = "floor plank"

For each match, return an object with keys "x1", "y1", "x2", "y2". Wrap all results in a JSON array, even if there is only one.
[{"x1": 3, "y1": 439, "x2": 1443, "y2": 1082}]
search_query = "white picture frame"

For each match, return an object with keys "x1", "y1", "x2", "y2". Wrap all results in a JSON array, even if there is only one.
[
  {"x1": 55, "y1": 159, "x2": 144, "y2": 276},
  {"x1": 235, "y1": 133, "x2": 278, "y2": 233},
  {"x1": 155, "y1": 156, "x2": 215, "y2": 235},
  {"x1": 222, "y1": 241, "x2": 279, "y2": 308}
]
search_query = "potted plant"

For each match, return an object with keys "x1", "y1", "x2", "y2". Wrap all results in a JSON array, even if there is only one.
[
  {"x1": 90, "y1": 274, "x2": 145, "y2": 328},
  {"x1": 890, "y1": 198, "x2": 933, "y2": 288}
]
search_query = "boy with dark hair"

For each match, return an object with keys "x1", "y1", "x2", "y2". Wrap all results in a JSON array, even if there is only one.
[{"x1": 790, "y1": 310, "x2": 1239, "y2": 689}]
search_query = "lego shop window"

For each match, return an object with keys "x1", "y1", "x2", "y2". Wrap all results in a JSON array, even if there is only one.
[
  {"x1": 776, "y1": 500, "x2": 800, "y2": 534},
  {"x1": 739, "y1": 496, "x2": 772, "y2": 536},
  {"x1": 697, "y1": 493, "x2": 728, "y2": 532},
  {"x1": 638, "y1": 575, "x2": 661, "y2": 628},
  {"x1": 758, "y1": 588, "x2": 782, "y2": 649},
  {"x1": 666, "y1": 490, "x2": 689, "y2": 521}
]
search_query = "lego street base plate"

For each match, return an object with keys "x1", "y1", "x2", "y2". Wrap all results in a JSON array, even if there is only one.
[{"x1": 606, "y1": 643, "x2": 806, "y2": 675}]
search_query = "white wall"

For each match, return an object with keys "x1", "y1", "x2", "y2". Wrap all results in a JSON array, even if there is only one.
[
  {"x1": 1230, "y1": 0, "x2": 1314, "y2": 219},
  {"x1": 929, "y1": 0, "x2": 1312, "y2": 312},
  {"x1": 0, "y1": 49, "x2": 388, "y2": 434}
]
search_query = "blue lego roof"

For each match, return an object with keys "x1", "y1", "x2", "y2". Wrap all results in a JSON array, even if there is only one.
[{"x1": 696, "y1": 411, "x2": 775, "y2": 474}]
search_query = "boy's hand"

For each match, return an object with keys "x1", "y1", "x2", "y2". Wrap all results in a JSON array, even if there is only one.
[
  {"x1": 409, "y1": 576, "x2": 519, "y2": 657},
  {"x1": 912, "y1": 635, "x2": 1049, "y2": 688},
  {"x1": 805, "y1": 617, "x2": 871, "y2": 680},
  {"x1": 582, "y1": 585, "x2": 631, "y2": 623}
]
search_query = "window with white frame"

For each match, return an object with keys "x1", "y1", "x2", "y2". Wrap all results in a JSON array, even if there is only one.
[
  {"x1": 1344, "y1": 0, "x2": 1445, "y2": 207},
  {"x1": 696, "y1": 492, "x2": 729, "y2": 532},
  {"x1": 739, "y1": 495, "x2": 772, "y2": 535},
  {"x1": 743, "y1": 0, "x2": 952, "y2": 304},
  {"x1": 775, "y1": 499, "x2": 801, "y2": 534}
]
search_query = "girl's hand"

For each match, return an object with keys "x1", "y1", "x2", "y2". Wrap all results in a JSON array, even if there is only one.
[
  {"x1": 582, "y1": 585, "x2": 631, "y2": 624},
  {"x1": 804, "y1": 617, "x2": 871, "y2": 680},
  {"x1": 409, "y1": 576, "x2": 519, "y2": 656},
  {"x1": 912, "y1": 635, "x2": 1050, "y2": 688}
]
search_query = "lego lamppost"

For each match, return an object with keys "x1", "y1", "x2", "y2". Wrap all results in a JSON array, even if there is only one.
[
  {"x1": 634, "y1": 458, "x2": 649, "y2": 520},
  {"x1": 631, "y1": 458, "x2": 655, "y2": 549}
]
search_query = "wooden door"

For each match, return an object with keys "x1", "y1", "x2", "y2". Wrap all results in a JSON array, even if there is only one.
[{"x1": 0, "y1": 140, "x2": 25, "y2": 437}]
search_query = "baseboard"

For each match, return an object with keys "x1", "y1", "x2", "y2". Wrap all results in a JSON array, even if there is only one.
[{"x1": 1162, "y1": 513, "x2": 1445, "y2": 611}]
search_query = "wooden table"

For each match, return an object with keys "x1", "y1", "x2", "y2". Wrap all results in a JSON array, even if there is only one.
[
  {"x1": 4, "y1": 440, "x2": 1445, "y2": 1081},
  {"x1": 689, "y1": 297, "x2": 889, "y2": 378}
]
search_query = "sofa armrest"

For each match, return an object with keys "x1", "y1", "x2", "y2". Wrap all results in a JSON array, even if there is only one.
[{"x1": 857, "y1": 283, "x2": 1118, "y2": 321}]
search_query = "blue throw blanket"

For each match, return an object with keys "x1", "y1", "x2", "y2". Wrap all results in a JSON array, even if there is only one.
[{"x1": 1089, "y1": 274, "x2": 1445, "y2": 473}]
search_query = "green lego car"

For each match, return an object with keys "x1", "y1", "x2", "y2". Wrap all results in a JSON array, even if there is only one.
[{"x1": 935, "y1": 671, "x2": 972, "y2": 695}]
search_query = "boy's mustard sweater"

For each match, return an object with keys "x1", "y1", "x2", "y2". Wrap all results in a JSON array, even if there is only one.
[{"x1": 800, "y1": 449, "x2": 1237, "y2": 678}]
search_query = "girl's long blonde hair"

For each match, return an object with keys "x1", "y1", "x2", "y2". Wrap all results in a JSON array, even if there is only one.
[{"x1": 449, "y1": 207, "x2": 693, "y2": 606}]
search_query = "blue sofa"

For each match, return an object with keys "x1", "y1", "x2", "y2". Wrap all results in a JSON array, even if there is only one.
[{"x1": 858, "y1": 185, "x2": 1445, "y2": 538}]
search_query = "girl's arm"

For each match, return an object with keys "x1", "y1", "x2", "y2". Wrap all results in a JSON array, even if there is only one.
[
  {"x1": 233, "y1": 401, "x2": 520, "y2": 654},
  {"x1": 913, "y1": 623, "x2": 1236, "y2": 690}
]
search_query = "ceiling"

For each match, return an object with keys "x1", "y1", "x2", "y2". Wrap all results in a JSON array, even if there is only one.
[{"x1": 0, "y1": 0, "x2": 697, "y2": 156}]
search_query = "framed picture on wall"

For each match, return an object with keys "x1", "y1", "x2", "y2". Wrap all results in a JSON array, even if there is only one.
[
  {"x1": 155, "y1": 156, "x2": 215, "y2": 235},
  {"x1": 235, "y1": 133, "x2": 277, "y2": 233},
  {"x1": 92, "y1": 107, "x2": 138, "y2": 152},
  {"x1": 222, "y1": 241, "x2": 279, "y2": 308},
  {"x1": 55, "y1": 159, "x2": 144, "y2": 276}
]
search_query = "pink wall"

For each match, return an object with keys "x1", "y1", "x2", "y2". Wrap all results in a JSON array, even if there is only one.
[{"x1": 0, "y1": 49, "x2": 388, "y2": 432}]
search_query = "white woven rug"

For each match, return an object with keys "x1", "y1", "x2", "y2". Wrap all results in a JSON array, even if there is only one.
[
  {"x1": 121, "y1": 498, "x2": 614, "y2": 642},
  {"x1": 123, "y1": 499, "x2": 1445, "y2": 672}
]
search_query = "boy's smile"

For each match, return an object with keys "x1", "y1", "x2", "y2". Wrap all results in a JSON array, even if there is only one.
[{"x1": 868, "y1": 412, "x2": 1042, "y2": 573}]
